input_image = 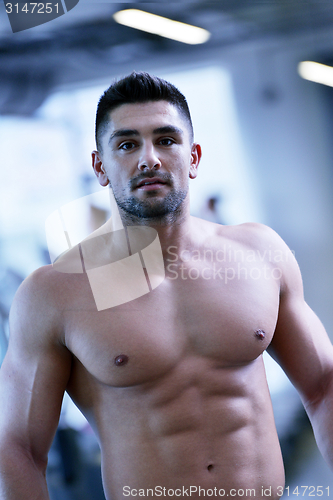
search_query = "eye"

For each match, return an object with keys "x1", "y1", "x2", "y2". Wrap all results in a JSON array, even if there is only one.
[
  {"x1": 119, "y1": 141, "x2": 137, "y2": 151},
  {"x1": 158, "y1": 137, "x2": 175, "y2": 146}
]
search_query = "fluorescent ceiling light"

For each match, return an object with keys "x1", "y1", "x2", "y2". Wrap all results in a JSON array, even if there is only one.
[
  {"x1": 113, "y1": 9, "x2": 211, "y2": 45},
  {"x1": 298, "y1": 61, "x2": 333, "y2": 88}
]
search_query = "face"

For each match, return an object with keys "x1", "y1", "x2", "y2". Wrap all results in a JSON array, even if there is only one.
[{"x1": 92, "y1": 101, "x2": 201, "y2": 221}]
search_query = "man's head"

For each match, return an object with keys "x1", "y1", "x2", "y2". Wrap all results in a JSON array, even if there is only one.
[
  {"x1": 95, "y1": 71, "x2": 194, "y2": 152},
  {"x1": 92, "y1": 72, "x2": 201, "y2": 224}
]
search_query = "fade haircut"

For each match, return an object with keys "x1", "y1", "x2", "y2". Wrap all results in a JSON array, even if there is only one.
[{"x1": 95, "y1": 71, "x2": 194, "y2": 151}]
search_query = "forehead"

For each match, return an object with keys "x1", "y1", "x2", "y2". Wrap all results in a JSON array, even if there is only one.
[{"x1": 107, "y1": 100, "x2": 189, "y2": 135}]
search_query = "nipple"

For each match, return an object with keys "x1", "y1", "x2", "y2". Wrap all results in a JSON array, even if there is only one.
[
  {"x1": 114, "y1": 354, "x2": 129, "y2": 366},
  {"x1": 255, "y1": 329, "x2": 266, "y2": 340}
]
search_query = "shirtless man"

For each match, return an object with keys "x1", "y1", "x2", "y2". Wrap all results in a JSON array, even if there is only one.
[{"x1": 1, "y1": 72, "x2": 333, "y2": 500}]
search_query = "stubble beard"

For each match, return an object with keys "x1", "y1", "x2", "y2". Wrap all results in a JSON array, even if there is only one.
[{"x1": 110, "y1": 181, "x2": 189, "y2": 224}]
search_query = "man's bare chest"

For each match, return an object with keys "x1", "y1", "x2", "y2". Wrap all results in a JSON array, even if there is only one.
[{"x1": 63, "y1": 262, "x2": 280, "y2": 389}]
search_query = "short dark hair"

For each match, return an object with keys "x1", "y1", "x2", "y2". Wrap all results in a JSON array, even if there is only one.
[{"x1": 95, "y1": 71, "x2": 194, "y2": 151}]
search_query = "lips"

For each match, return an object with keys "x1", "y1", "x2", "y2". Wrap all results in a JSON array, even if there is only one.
[{"x1": 136, "y1": 177, "x2": 167, "y2": 189}]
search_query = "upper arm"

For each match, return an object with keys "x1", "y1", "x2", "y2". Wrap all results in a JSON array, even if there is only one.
[
  {"x1": 267, "y1": 232, "x2": 333, "y2": 408},
  {"x1": 0, "y1": 267, "x2": 72, "y2": 467}
]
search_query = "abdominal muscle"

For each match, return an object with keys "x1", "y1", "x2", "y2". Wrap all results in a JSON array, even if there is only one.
[{"x1": 90, "y1": 356, "x2": 285, "y2": 500}]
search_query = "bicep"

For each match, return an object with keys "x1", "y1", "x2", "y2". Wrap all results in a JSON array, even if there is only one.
[
  {"x1": 0, "y1": 269, "x2": 72, "y2": 465},
  {"x1": 269, "y1": 284, "x2": 333, "y2": 407}
]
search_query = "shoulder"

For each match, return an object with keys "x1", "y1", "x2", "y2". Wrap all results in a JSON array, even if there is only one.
[
  {"x1": 225, "y1": 222, "x2": 302, "y2": 294},
  {"x1": 220, "y1": 221, "x2": 283, "y2": 247},
  {"x1": 12, "y1": 264, "x2": 70, "y2": 311},
  {"x1": 212, "y1": 221, "x2": 292, "y2": 256},
  {"x1": 12, "y1": 265, "x2": 58, "y2": 310},
  {"x1": 10, "y1": 266, "x2": 61, "y2": 340},
  {"x1": 9, "y1": 264, "x2": 84, "y2": 348},
  {"x1": 193, "y1": 218, "x2": 301, "y2": 291},
  {"x1": 193, "y1": 217, "x2": 288, "y2": 251}
]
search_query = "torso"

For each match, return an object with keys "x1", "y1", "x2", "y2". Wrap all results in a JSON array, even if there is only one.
[{"x1": 55, "y1": 220, "x2": 285, "y2": 499}]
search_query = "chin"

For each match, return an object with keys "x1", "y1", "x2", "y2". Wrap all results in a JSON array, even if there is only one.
[
  {"x1": 116, "y1": 190, "x2": 188, "y2": 220},
  {"x1": 127, "y1": 202, "x2": 174, "y2": 219}
]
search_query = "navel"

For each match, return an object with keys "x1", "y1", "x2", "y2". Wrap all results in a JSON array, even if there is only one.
[
  {"x1": 114, "y1": 354, "x2": 129, "y2": 366},
  {"x1": 254, "y1": 329, "x2": 266, "y2": 340},
  {"x1": 207, "y1": 464, "x2": 214, "y2": 472}
]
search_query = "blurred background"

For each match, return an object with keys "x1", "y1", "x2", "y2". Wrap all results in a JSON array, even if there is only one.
[{"x1": 1, "y1": 0, "x2": 333, "y2": 498}]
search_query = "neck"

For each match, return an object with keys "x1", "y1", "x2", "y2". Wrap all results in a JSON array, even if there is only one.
[
  {"x1": 108, "y1": 186, "x2": 194, "y2": 255},
  {"x1": 118, "y1": 201, "x2": 193, "y2": 255}
]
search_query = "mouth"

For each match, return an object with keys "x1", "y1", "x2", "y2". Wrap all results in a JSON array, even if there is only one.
[{"x1": 135, "y1": 177, "x2": 168, "y2": 191}]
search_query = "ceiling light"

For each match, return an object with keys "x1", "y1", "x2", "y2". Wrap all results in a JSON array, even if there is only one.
[
  {"x1": 113, "y1": 9, "x2": 211, "y2": 45},
  {"x1": 298, "y1": 61, "x2": 333, "y2": 88}
]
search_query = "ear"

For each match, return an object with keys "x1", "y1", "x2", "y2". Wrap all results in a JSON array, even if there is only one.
[
  {"x1": 189, "y1": 143, "x2": 202, "y2": 180},
  {"x1": 92, "y1": 150, "x2": 109, "y2": 187}
]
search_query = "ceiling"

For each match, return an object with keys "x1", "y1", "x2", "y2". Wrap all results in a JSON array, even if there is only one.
[{"x1": 1, "y1": 0, "x2": 333, "y2": 116}]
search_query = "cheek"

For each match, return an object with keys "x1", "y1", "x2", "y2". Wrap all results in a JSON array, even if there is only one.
[
  {"x1": 105, "y1": 169, "x2": 122, "y2": 191},
  {"x1": 105, "y1": 160, "x2": 127, "y2": 184},
  {"x1": 168, "y1": 151, "x2": 191, "y2": 173},
  {"x1": 111, "y1": 173, "x2": 127, "y2": 190},
  {"x1": 175, "y1": 158, "x2": 192, "y2": 183}
]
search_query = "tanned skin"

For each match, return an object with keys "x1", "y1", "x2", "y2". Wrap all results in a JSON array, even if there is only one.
[{"x1": 1, "y1": 101, "x2": 333, "y2": 500}]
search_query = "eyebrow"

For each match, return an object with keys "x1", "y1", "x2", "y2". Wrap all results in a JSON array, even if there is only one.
[
  {"x1": 109, "y1": 125, "x2": 184, "y2": 144},
  {"x1": 153, "y1": 125, "x2": 183, "y2": 136},
  {"x1": 109, "y1": 129, "x2": 139, "y2": 144}
]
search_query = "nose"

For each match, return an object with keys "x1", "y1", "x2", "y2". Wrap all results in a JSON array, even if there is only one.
[{"x1": 138, "y1": 143, "x2": 161, "y2": 172}]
